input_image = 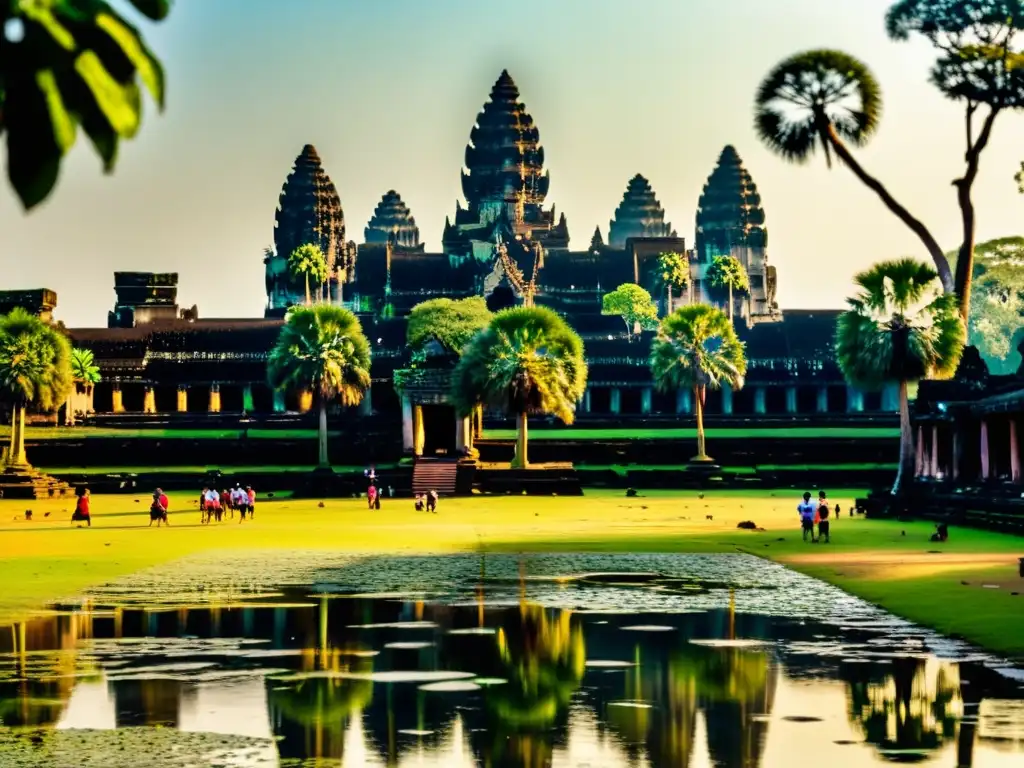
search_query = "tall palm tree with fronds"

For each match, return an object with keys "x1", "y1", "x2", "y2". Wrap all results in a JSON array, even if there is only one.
[
  {"x1": 288, "y1": 244, "x2": 329, "y2": 306},
  {"x1": 452, "y1": 307, "x2": 587, "y2": 468},
  {"x1": 657, "y1": 252, "x2": 691, "y2": 314},
  {"x1": 0, "y1": 309, "x2": 73, "y2": 468},
  {"x1": 836, "y1": 259, "x2": 965, "y2": 494},
  {"x1": 706, "y1": 255, "x2": 749, "y2": 324},
  {"x1": 267, "y1": 305, "x2": 371, "y2": 467},
  {"x1": 67, "y1": 348, "x2": 101, "y2": 426},
  {"x1": 650, "y1": 305, "x2": 746, "y2": 463},
  {"x1": 754, "y1": 50, "x2": 952, "y2": 293}
]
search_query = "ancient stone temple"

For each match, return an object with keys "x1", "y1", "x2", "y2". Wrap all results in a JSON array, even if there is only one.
[
  {"x1": 694, "y1": 145, "x2": 777, "y2": 325},
  {"x1": 364, "y1": 190, "x2": 423, "y2": 249},
  {"x1": 265, "y1": 144, "x2": 357, "y2": 314},
  {"x1": 607, "y1": 174, "x2": 676, "y2": 249}
]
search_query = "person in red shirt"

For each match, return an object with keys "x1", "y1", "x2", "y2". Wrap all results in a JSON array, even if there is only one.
[
  {"x1": 150, "y1": 488, "x2": 170, "y2": 527},
  {"x1": 72, "y1": 489, "x2": 91, "y2": 527}
]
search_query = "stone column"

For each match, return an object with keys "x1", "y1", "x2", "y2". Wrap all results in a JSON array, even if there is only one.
[
  {"x1": 952, "y1": 428, "x2": 961, "y2": 481},
  {"x1": 455, "y1": 414, "x2": 471, "y2": 455},
  {"x1": 915, "y1": 425, "x2": 925, "y2": 477},
  {"x1": 143, "y1": 386, "x2": 156, "y2": 414},
  {"x1": 676, "y1": 389, "x2": 692, "y2": 415},
  {"x1": 359, "y1": 388, "x2": 372, "y2": 416},
  {"x1": 297, "y1": 390, "x2": 313, "y2": 413},
  {"x1": 413, "y1": 404, "x2": 425, "y2": 457},
  {"x1": 610, "y1": 388, "x2": 621, "y2": 415},
  {"x1": 816, "y1": 386, "x2": 829, "y2": 414},
  {"x1": 753, "y1": 387, "x2": 766, "y2": 415},
  {"x1": 581, "y1": 388, "x2": 591, "y2": 414},
  {"x1": 882, "y1": 382, "x2": 900, "y2": 412},
  {"x1": 272, "y1": 390, "x2": 285, "y2": 413},
  {"x1": 242, "y1": 384, "x2": 254, "y2": 413},
  {"x1": 112, "y1": 384, "x2": 124, "y2": 414},
  {"x1": 846, "y1": 386, "x2": 864, "y2": 413},
  {"x1": 176, "y1": 386, "x2": 188, "y2": 413},
  {"x1": 980, "y1": 419, "x2": 990, "y2": 479},
  {"x1": 785, "y1": 386, "x2": 797, "y2": 414},
  {"x1": 721, "y1": 385, "x2": 733, "y2": 415},
  {"x1": 401, "y1": 396, "x2": 414, "y2": 453},
  {"x1": 1011, "y1": 419, "x2": 1021, "y2": 483},
  {"x1": 208, "y1": 384, "x2": 221, "y2": 414},
  {"x1": 929, "y1": 425, "x2": 939, "y2": 478},
  {"x1": 641, "y1": 387, "x2": 652, "y2": 415}
]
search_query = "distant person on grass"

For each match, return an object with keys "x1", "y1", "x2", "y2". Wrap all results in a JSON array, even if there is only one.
[
  {"x1": 71, "y1": 489, "x2": 91, "y2": 527},
  {"x1": 247, "y1": 486, "x2": 256, "y2": 518},
  {"x1": 797, "y1": 492, "x2": 816, "y2": 542},
  {"x1": 150, "y1": 489, "x2": 169, "y2": 527},
  {"x1": 817, "y1": 490, "x2": 831, "y2": 544}
]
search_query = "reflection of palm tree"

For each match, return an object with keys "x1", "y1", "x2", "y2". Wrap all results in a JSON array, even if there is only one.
[
  {"x1": 845, "y1": 659, "x2": 962, "y2": 761},
  {"x1": 269, "y1": 674, "x2": 374, "y2": 762}
]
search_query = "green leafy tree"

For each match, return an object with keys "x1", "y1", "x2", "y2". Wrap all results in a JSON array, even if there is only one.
[
  {"x1": 67, "y1": 347, "x2": 101, "y2": 426},
  {"x1": 754, "y1": 50, "x2": 953, "y2": 293},
  {"x1": 452, "y1": 307, "x2": 587, "y2": 468},
  {"x1": 288, "y1": 244, "x2": 329, "y2": 306},
  {"x1": 267, "y1": 305, "x2": 371, "y2": 468},
  {"x1": 705, "y1": 255, "x2": 749, "y2": 324},
  {"x1": 650, "y1": 305, "x2": 747, "y2": 462},
  {"x1": 602, "y1": 283, "x2": 659, "y2": 337},
  {"x1": 657, "y1": 252, "x2": 691, "y2": 314},
  {"x1": 953, "y1": 237, "x2": 1024, "y2": 373},
  {"x1": 886, "y1": 0, "x2": 1024, "y2": 323},
  {"x1": 836, "y1": 259, "x2": 965, "y2": 494},
  {"x1": 0, "y1": 309, "x2": 73, "y2": 468},
  {"x1": 1, "y1": 0, "x2": 169, "y2": 209},
  {"x1": 406, "y1": 297, "x2": 493, "y2": 356}
]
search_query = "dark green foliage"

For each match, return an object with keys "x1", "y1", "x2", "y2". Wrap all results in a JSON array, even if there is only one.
[
  {"x1": 836, "y1": 259, "x2": 965, "y2": 388},
  {"x1": 706, "y1": 256, "x2": 749, "y2": 294},
  {"x1": 0, "y1": 308, "x2": 73, "y2": 410},
  {"x1": 0, "y1": 0, "x2": 169, "y2": 209},
  {"x1": 451, "y1": 307, "x2": 587, "y2": 421},
  {"x1": 656, "y1": 252, "x2": 690, "y2": 292},
  {"x1": 650, "y1": 305, "x2": 747, "y2": 395},
  {"x1": 70, "y1": 347, "x2": 101, "y2": 385},
  {"x1": 406, "y1": 297, "x2": 492, "y2": 356},
  {"x1": 267, "y1": 305, "x2": 371, "y2": 406},
  {"x1": 601, "y1": 283, "x2": 659, "y2": 334},
  {"x1": 954, "y1": 237, "x2": 1024, "y2": 372},
  {"x1": 754, "y1": 49, "x2": 882, "y2": 166}
]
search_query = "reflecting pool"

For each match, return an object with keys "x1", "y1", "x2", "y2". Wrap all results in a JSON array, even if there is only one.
[{"x1": 1, "y1": 553, "x2": 1022, "y2": 767}]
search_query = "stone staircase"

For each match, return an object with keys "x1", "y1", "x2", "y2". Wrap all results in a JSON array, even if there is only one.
[
  {"x1": 0, "y1": 467, "x2": 73, "y2": 499},
  {"x1": 412, "y1": 459, "x2": 459, "y2": 496}
]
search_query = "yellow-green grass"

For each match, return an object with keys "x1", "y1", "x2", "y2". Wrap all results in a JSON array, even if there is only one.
[
  {"x1": 39, "y1": 465, "x2": 394, "y2": 475},
  {"x1": 3, "y1": 427, "x2": 323, "y2": 440},
  {"x1": 577, "y1": 463, "x2": 897, "y2": 476},
  {"x1": 1, "y1": 490, "x2": 1021, "y2": 658}
]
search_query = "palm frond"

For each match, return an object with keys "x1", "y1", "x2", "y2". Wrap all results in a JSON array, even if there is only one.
[
  {"x1": 0, "y1": 308, "x2": 73, "y2": 411},
  {"x1": 650, "y1": 305, "x2": 747, "y2": 394}
]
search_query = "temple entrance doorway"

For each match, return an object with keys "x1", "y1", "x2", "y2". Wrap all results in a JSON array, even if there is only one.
[
  {"x1": 732, "y1": 388, "x2": 755, "y2": 415},
  {"x1": 188, "y1": 385, "x2": 211, "y2": 414},
  {"x1": 619, "y1": 388, "x2": 642, "y2": 415},
  {"x1": 93, "y1": 382, "x2": 114, "y2": 413},
  {"x1": 422, "y1": 404, "x2": 457, "y2": 456},
  {"x1": 220, "y1": 386, "x2": 244, "y2": 413},
  {"x1": 797, "y1": 386, "x2": 818, "y2": 414},
  {"x1": 154, "y1": 386, "x2": 178, "y2": 413},
  {"x1": 652, "y1": 390, "x2": 674, "y2": 415},
  {"x1": 121, "y1": 384, "x2": 144, "y2": 413},
  {"x1": 251, "y1": 384, "x2": 275, "y2": 413},
  {"x1": 827, "y1": 385, "x2": 848, "y2": 413},
  {"x1": 589, "y1": 387, "x2": 611, "y2": 414},
  {"x1": 765, "y1": 387, "x2": 787, "y2": 414}
]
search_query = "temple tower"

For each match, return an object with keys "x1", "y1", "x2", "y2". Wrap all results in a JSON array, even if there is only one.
[
  {"x1": 266, "y1": 145, "x2": 357, "y2": 314},
  {"x1": 443, "y1": 70, "x2": 568, "y2": 258},
  {"x1": 694, "y1": 145, "x2": 778, "y2": 325},
  {"x1": 364, "y1": 190, "x2": 423, "y2": 249},
  {"x1": 607, "y1": 174, "x2": 675, "y2": 249}
]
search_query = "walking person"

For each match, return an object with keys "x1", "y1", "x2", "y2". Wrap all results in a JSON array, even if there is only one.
[
  {"x1": 71, "y1": 488, "x2": 91, "y2": 527},
  {"x1": 246, "y1": 486, "x2": 256, "y2": 519},
  {"x1": 817, "y1": 491, "x2": 832, "y2": 543},
  {"x1": 797, "y1": 492, "x2": 816, "y2": 542},
  {"x1": 150, "y1": 489, "x2": 169, "y2": 527},
  {"x1": 367, "y1": 483, "x2": 377, "y2": 510},
  {"x1": 426, "y1": 489, "x2": 438, "y2": 514}
]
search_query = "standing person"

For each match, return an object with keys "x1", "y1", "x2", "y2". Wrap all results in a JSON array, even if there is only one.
[
  {"x1": 817, "y1": 491, "x2": 832, "y2": 544},
  {"x1": 220, "y1": 488, "x2": 232, "y2": 520},
  {"x1": 71, "y1": 489, "x2": 91, "y2": 527},
  {"x1": 246, "y1": 486, "x2": 256, "y2": 519},
  {"x1": 797, "y1": 492, "x2": 816, "y2": 542},
  {"x1": 234, "y1": 485, "x2": 249, "y2": 522},
  {"x1": 427, "y1": 489, "x2": 438, "y2": 514},
  {"x1": 367, "y1": 484, "x2": 377, "y2": 510},
  {"x1": 150, "y1": 489, "x2": 169, "y2": 527}
]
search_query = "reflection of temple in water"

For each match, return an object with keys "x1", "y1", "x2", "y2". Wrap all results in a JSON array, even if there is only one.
[{"x1": 1, "y1": 594, "x2": 1021, "y2": 767}]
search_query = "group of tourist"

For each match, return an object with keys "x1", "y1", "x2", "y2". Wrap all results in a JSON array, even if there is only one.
[
  {"x1": 797, "y1": 490, "x2": 837, "y2": 543},
  {"x1": 199, "y1": 484, "x2": 257, "y2": 523}
]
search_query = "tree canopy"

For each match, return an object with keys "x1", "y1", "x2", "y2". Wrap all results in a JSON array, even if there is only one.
[
  {"x1": 706, "y1": 255, "x2": 749, "y2": 293},
  {"x1": 656, "y1": 252, "x2": 690, "y2": 291},
  {"x1": 406, "y1": 297, "x2": 492, "y2": 356},
  {"x1": 650, "y1": 305, "x2": 747, "y2": 397},
  {"x1": 70, "y1": 347, "x2": 101, "y2": 386},
  {"x1": 1, "y1": 0, "x2": 169, "y2": 209},
  {"x1": 288, "y1": 244, "x2": 329, "y2": 304},
  {"x1": 602, "y1": 283, "x2": 659, "y2": 334}
]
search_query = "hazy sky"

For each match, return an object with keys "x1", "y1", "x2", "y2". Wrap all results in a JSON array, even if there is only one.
[{"x1": 2, "y1": 0, "x2": 1022, "y2": 327}]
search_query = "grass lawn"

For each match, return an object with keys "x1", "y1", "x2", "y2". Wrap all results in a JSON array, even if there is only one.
[
  {"x1": 577, "y1": 463, "x2": 898, "y2": 476},
  {"x1": 39, "y1": 465, "x2": 394, "y2": 475},
  {"x1": 1, "y1": 489, "x2": 1021, "y2": 659},
  {"x1": 3, "y1": 427, "x2": 325, "y2": 440}
]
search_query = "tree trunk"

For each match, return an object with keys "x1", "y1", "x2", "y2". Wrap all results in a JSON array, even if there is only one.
[
  {"x1": 892, "y1": 379, "x2": 914, "y2": 495},
  {"x1": 317, "y1": 401, "x2": 329, "y2": 468},
  {"x1": 666, "y1": 285, "x2": 673, "y2": 316},
  {"x1": 474, "y1": 404, "x2": 483, "y2": 440},
  {"x1": 7, "y1": 404, "x2": 28, "y2": 468},
  {"x1": 727, "y1": 284, "x2": 734, "y2": 323},
  {"x1": 693, "y1": 385, "x2": 709, "y2": 461},
  {"x1": 304, "y1": 274, "x2": 311, "y2": 306},
  {"x1": 512, "y1": 412, "x2": 528, "y2": 469},
  {"x1": 823, "y1": 124, "x2": 953, "y2": 294},
  {"x1": 954, "y1": 106, "x2": 1001, "y2": 324},
  {"x1": 65, "y1": 394, "x2": 74, "y2": 427}
]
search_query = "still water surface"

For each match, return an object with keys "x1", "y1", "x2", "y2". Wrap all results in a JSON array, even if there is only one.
[{"x1": 1, "y1": 552, "x2": 1022, "y2": 767}]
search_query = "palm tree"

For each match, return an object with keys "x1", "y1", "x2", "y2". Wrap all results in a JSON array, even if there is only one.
[
  {"x1": 2, "y1": 0, "x2": 168, "y2": 210},
  {"x1": 657, "y1": 252, "x2": 691, "y2": 314},
  {"x1": 452, "y1": 307, "x2": 587, "y2": 469},
  {"x1": 650, "y1": 305, "x2": 747, "y2": 463},
  {"x1": 836, "y1": 259, "x2": 965, "y2": 494},
  {"x1": 267, "y1": 305, "x2": 371, "y2": 468},
  {"x1": 754, "y1": 50, "x2": 952, "y2": 293},
  {"x1": 0, "y1": 309, "x2": 73, "y2": 468},
  {"x1": 288, "y1": 244, "x2": 329, "y2": 306},
  {"x1": 705, "y1": 255, "x2": 749, "y2": 324},
  {"x1": 66, "y1": 348, "x2": 101, "y2": 426}
]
